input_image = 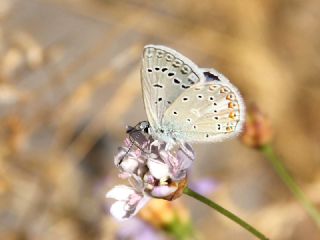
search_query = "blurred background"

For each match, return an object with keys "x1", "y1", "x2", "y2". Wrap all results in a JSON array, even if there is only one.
[{"x1": 0, "y1": 0, "x2": 319, "y2": 239}]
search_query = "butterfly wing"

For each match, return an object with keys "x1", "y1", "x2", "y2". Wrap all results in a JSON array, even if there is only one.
[
  {"x1": 141, "y1": 45, "x2": 205, "y2": 131},
  {"x1": 162, "y1": 68, "x2": 245, "y2": 143}
]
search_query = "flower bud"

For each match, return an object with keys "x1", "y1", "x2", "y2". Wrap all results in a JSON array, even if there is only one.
[
  {"x1": 240, "y1": 104, "x2": 273, "y2": 148},
  {"x1": 162, "y1": 177, "x2": 188, "y2": 201}
]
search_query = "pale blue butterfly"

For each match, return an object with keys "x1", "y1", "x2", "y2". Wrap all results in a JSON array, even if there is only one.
[{"x1": 134, "y1": 45, "x2": 245, "y2": 149}]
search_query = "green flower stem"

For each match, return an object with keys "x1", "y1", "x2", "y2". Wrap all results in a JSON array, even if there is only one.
[
  {"x1": 183, "y1": 187, "x2": 269, "y2": 240},
  {"x1": 164, "y1": 216, "x2": 195, "y2": 240},
  {"x1": 260, "y1": 144, "x2": 320, "y2": 226}
]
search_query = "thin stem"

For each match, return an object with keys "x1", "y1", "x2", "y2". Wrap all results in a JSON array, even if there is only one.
[
  {"x1": 183, "y1": 187, "x2": 269, "y2": 240},
  {"x1": 260, "y1": 144, "x2": 320, "y2": 226}
]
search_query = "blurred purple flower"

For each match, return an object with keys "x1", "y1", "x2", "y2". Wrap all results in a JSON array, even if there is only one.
[
  {"x1": 117, "y1": 218, "x2": 165, "y2": 240},
  {"x1": 189, "y1": 178, "x2": 217, "y2": 196}
]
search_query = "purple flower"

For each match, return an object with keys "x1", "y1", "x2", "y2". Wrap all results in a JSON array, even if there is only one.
[
  {"x1": 189, "y1": 178, "x2": 217, "y2": 196},
  {"x1": 116, "y1": 218, "x2": 165, "y2": 240},
  {"x1": 106, "y1": 124, "x2": 195, "y2": 220}
]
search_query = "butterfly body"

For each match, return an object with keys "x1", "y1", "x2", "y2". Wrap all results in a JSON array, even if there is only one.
[{"x1": 140, "y1": 45, "x2": 245, "y2": 149}]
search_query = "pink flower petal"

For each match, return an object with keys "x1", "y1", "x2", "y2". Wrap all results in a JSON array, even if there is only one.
[{"x1": 150, "y1": 185, "x2": 177, "y2": 198}]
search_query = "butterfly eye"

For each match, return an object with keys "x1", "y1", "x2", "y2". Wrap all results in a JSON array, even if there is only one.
[
  {"x1": 181, "y1": 65, "x2": 191, "y2": 74},
  {"x1": 173, "y1": 59, "x2": 183, "y2": 67},
  {"x1": 165, "y1": 54, "x2": 174, "y2": 61}
]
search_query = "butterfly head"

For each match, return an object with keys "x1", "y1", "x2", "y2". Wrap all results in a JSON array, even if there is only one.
[
  {"x1": 138, "y1": 121, "x2": 150, "y2": 134},
  {"x1": 125, "y1": 121, "x2": 152, "y2": 152}
]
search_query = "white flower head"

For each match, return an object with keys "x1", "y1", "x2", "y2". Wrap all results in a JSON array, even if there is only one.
[{"x1": 106, "y1": 122, "x2": 195, "y2": 220}]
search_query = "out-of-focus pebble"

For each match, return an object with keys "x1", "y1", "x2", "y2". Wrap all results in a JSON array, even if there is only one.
[
  {"x1": 0, "y1": 84, "x2": 21, "y2": 104},
  {"x1": 12, "y1": 31, "x2": 44, "y2": 69},
  {"x1": 0, "y1": 49, "x2": 23, "y2": 79}
]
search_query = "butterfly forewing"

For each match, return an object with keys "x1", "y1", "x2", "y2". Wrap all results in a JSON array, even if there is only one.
[
  {"x1": 141, "y1": 45, "x2": 205, "y2": 132},
  {"x1": 162, "y1": 79, "x2": 245, "y2": 143}
]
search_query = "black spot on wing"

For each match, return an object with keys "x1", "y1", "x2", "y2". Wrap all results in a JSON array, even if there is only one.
[
  {"x1": 153, "y1": 84, "x2": 163, "y2": 88},
  {"x1": 173, "y1": 78, "x2": 181, "y2": 84}
]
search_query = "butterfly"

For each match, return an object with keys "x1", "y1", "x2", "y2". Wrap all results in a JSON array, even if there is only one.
[{"x1": 131, "y1": 45, "x2": 245, "y2": 150}]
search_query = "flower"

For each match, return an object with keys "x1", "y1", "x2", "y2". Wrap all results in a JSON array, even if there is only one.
[
  {"x1": 106, "y1": 122, "x2": 195, "y2": 220},
  {"x1": 189, "y1": 178, "x2": 217, "y2": 196},
  {"x1": 116, "y1": 218, "x2": 165, "y2": 240},
  {"x1": 106, "y1": 185, "x2": 150, "y2": 221}
]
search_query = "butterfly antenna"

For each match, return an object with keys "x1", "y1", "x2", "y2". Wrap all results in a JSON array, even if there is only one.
[
  {"x1": 117, "y1": 141, "x2": 134, "y2": 166},
  {"x1": 118, "y1": 123, "x2": 149, "y2": 165}
]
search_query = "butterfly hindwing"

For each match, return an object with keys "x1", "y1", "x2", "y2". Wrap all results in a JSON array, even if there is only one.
[
  {"x1": 141, "y1": 45, "x2": 205, "y2": 131},
  {"x1": 162, "y1": 74, "x2": 245, "y2": 143}
]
